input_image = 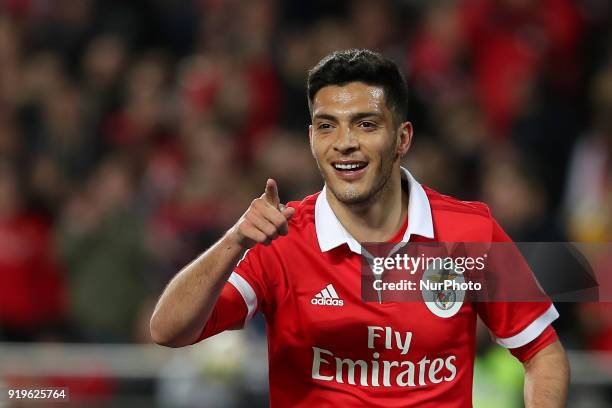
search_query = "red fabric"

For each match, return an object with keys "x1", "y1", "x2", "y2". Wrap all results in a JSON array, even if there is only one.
[
  {"x1": 460, "y1": 0, "x2": 583, "y2": 135},
  {"x1": 3, "y1": 0, "x2": 30, "y2": 16},
  {"x1": 473, "y1": 218, "x2": 553, "y2": 341},
  {"x1": 579, "y1": 303, "x2": 612, "y2": 351},
  {"x1": 181, "y1": 62, "x2": 222, "y2": 112},
  {"x1": 194, "y1": 283, "x2": 247, "y2": 342},
  {"x1": 178, "y1": 57, "x2": 280, "y2": 165},
  {"x1": 510, "y1": 325, "x2": 558, "y2": 362},
  {"x1": 236, "y1": 59, "x2": 281, "y2": 164},
  {"x1": 0, "y1": 214, "x2": 66, "y2": 329},
  {"x1": 195, "y1": 186, "x2": 556, "y2": 407},
  {"x1": 590, "y1": 326, "x2": 612, "y2": 351}
]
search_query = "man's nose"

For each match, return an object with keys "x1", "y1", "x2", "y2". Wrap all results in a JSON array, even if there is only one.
[{"x1": 333, "y1": 126, "x2": 358, "y2": 153}]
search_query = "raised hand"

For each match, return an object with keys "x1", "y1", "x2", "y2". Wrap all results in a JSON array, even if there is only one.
[{"x1": 230, "y1": 179, "x2": 296, "y2": 249}]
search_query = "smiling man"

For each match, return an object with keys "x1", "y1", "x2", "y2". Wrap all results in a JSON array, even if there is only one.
[{"x1": 150, "y1": 49, "x2": 569, "y2": 407}]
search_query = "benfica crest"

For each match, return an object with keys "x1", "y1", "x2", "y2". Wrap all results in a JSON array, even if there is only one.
[{"x1": 421, "y1": 262, "x2": 465, "y2": 318}]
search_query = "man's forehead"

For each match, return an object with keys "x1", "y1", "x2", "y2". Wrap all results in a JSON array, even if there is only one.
[{"x1": 313, "y1": 82, "x2": 387, "y2": 113}]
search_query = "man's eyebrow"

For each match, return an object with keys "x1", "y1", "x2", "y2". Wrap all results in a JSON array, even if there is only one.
[
  {"x1": 312, "y1": 112, "x2": 383, "y2": 122},
  {"x1": 349, "y1": 112, "x2": 383, "y2": 121},
  {"x1": 312, "y1": 113, "x2": 338, "y2": 122}
]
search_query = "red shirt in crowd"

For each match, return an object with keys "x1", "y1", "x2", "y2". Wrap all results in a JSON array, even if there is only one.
[{"x1": 0, "y1": 213, "x2": 66, "y2": 333}]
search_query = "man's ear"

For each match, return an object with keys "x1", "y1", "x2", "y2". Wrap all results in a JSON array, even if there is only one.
[
  {"x1": 308, "y1": 124, "x2": 315, "y2": 155},
  {"x1": 396, "y1": 121, "x2": 413, "y2": 157}
]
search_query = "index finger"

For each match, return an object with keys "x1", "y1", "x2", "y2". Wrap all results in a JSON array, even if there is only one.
[{"x1": 263, "y1": 178, "x2": 280, "y2": 208}]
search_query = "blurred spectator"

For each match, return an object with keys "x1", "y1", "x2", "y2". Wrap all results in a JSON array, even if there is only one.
[
  {"x1": 0, "y1": 160, "x2": 66, "y2": 341},
  {"x1": 403, "y1": 138, "x2": 461, "y2": 197},
  {"x1": 480, "y1": 147, "x2": 577, "y2": 345},
  {"x1": 147, "y1": 120, "x2": 253, "y2": 284},
  {"x1": 253, "y1": 127, "x2": 320, "y2": 200},
  {"x1": 407, "y1": 1, "x2": 470, "y2": 107},
  {"x1": 348, "y1": 0, "x2": 401, "y2": 54},
  {"x1": 577, "y1": 302, "x2": 612, "y2": 351},
  {"x1": 309, "y1": 18, "x2": 354, "y2": 62},
  {"x1": 0, "y1": 118, "x2": 21, "y2": 160},
  {"x1": 104, "y1": 52, "x2": 171, "y2": 154},
  {"x1": 564, "y1": 63, "x2": 612, "y2": 357},
  {"x1": 0, "y1": 17, "x2": 21, "y2": 110},
  {"x1": 564, "y1": 62, "x2": 612, "y2": 242},
  {"x1": 276, "y1": 27, "x2": 315, "y2": 131},
  {"x1": 481, "y1": 147, "x2": 566, "y2": 241},
  {"x1": 461, "y1": 0, "x2": 583, "y2": 135},
  {"x1": 509, "y1": 77, "x2": 579, "y2": 211},
  {"x1": 57, "y1": 155, "x2": 150, "y2": 342},
  {"x1": 176, "y1": 49, "x2": 280, "y2": 165},
  {"x1": 432, "y1": 95, "x2": 489, "y2": 197},
  {"x1": 26, "y1": 0, "x2": 94, "y2": 66},
  {"x1": 81, "y1": 33, "x2": 127, "y2": 122}
]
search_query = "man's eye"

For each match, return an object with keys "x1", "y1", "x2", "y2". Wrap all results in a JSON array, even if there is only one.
[
  {"x1": 359, "y1": 121, "x2": 377, "y2": 129},
  {"x1": 318, "y1": 123, "x2": 333, "y2": 130}
]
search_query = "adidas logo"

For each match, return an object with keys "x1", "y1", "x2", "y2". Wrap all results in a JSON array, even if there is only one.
[{"x1": 311, "y1": 284, "x2": 344, "y2": 306}]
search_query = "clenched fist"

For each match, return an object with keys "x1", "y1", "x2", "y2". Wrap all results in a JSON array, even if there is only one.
[{"x1": 229, "y1": 179, "x2": 296, "y2": 249}]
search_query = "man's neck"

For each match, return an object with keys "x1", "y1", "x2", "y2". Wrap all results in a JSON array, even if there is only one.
[{"x1": 326, "y1": 169, "x2": 408, "y2": 243}]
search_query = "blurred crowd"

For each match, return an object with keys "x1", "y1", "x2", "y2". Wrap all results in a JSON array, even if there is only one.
[{"x1": 0, "y1": 0, "x2": 611, "y2": 356}]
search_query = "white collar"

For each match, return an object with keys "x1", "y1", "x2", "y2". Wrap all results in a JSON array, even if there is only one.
[{"x1": 314, "y1": 167, "x2": 434, "y2": 254}]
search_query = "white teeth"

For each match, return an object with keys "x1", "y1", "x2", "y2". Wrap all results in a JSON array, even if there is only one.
[{"x1": 334, "y1": 163, "x2": 364, "y2": 170}]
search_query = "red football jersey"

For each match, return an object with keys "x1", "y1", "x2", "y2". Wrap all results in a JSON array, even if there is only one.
[{"x1": 195, "y1": 168, "x2": 558, "y2": 407}]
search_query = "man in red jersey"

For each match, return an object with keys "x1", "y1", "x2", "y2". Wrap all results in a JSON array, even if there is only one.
[{"x1": 150, "y1": 49, "x2": 569, "y2": 407}]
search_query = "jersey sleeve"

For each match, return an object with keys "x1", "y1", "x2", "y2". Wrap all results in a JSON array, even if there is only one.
[
  {"x1": 192, "y1": 282, "x2": 248, "y2": 343},
  {"x1": 508, "y1": 325, "x2": 559, "y2": 362},
  {"x1": 474, "y1": 218, "x2": 559, "y2": 352},
  {"x1": 192, "y1": 245, "x2": 270, "y2": 344}
]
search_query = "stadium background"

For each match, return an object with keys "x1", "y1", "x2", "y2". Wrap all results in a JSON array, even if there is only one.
[{"x1": 0, "y1": 0, "x2": 611, "y2": 406}]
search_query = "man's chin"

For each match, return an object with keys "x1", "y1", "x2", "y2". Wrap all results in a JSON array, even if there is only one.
[{"x1": 328, "y1": 186, "x2": 370, "y2": 205}]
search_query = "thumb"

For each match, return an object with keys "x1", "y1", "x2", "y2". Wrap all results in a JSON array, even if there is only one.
[{"x1": 263, "y1": 178, "x2": 280, "y2": 208}]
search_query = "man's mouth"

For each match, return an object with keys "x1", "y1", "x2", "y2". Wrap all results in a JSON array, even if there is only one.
[
  {"x1": 331, "y1": 161, "x2": 368, "y2": 180},
  {"x1": 333, "y1": 163, "x2": 367, "y2": 170}
]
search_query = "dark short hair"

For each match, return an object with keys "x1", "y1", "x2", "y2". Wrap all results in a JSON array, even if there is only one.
[{"x1": 307, "y1": 49, "x2": 409, "y2": 125}]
